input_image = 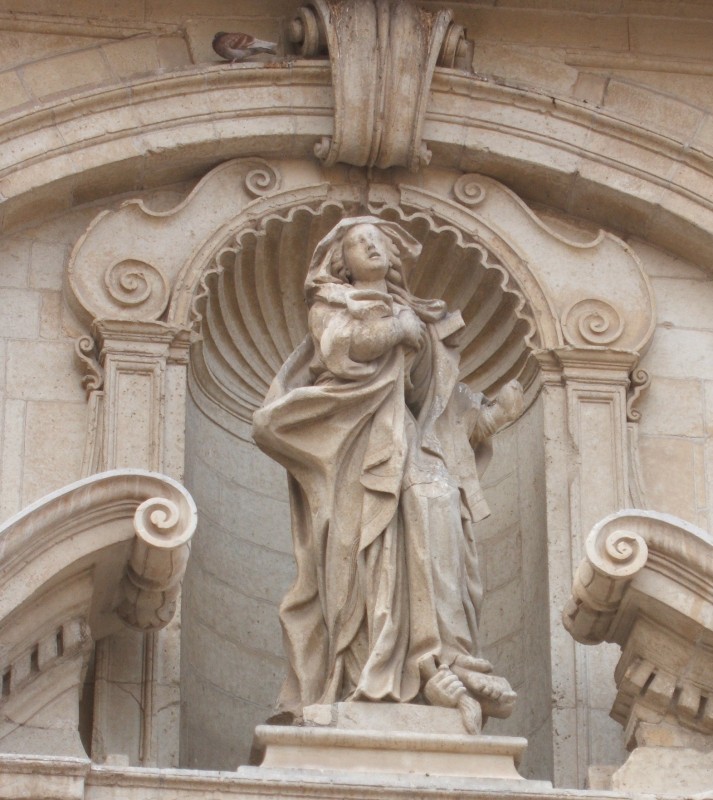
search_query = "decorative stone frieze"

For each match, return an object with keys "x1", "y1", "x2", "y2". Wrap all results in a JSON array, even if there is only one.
[
  {"x1": 564, "y1": 509, "x2": 713, "y2": 750},
  {"x1": 0, "y1": 470, "x2": 196, "y2": 757}
]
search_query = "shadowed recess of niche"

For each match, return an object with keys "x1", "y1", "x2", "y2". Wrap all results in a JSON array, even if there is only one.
[{"x1": 192, "y1": 206, "x2": 536, "y2": 424}]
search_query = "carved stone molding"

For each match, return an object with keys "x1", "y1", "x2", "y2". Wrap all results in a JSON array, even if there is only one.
[
  {"x1": 563, "y1": 509, "x2": 713, "y2": 749},
  {"x1": 65, "y1": 159, "x2": 283, "y2": 327},
  {"x1": 65, "y1": 158, "x2": 656, "y2": 445},
  {"x1": 0, "y1": 470, "x2": 197, "y2": 756},
  {"x1": 288, "y1": 0, "x2": 473, "y2": 171}
]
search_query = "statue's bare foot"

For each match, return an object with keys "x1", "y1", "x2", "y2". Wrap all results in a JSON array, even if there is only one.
[{"x1": 451, "y1": 664, "x2": 517, "y2": 719}]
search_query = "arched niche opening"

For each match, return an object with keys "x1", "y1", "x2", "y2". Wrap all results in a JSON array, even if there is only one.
[{"x1": 180, "y1": 203, "x2": 553, "y2": 779}]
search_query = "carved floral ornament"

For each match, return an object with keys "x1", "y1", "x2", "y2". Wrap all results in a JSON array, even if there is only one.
[{"x1": 65, "y1": 159, "x2": 655, "y2": 423}]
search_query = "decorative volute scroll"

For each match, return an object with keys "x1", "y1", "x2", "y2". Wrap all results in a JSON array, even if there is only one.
[
  {"x1": 447, "y1": 174, "x2": 656, "y2": 357},
  {"x1": 563, "y1": 510, "x2": 713, "y2": 747},
  {"x1": 288, "y1": 0, "x2": 473, "y2": 171},
  {"x1": 0, "y1": 470, "x2": 196, "y2": 756},
  {"x1": 65, "y1": 159, "x2": 281, "y2": 327}
]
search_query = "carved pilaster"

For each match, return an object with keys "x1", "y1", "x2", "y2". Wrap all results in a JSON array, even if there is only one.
[
  {"x1": 91, "y1": 320, "x2": 190, "y2": 475},
  {"x1": 533, "y1": 346, "x2": 639, "y2": 787},
  {"x1": 85, "y1": 320, "x2": 190, "y2": 768}
]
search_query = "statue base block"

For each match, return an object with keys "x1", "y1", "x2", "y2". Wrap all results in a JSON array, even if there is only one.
[{"x1": 252, "y1": 703, "x2": 531, "y2": 782}]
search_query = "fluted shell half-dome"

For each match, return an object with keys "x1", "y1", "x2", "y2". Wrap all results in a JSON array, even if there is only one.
[{"x1": 191, "y1": 205, "x2": 537, "y2": 426}]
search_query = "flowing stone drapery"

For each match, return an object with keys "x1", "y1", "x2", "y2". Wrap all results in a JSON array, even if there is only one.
[{"x1": 253, "y1": 216, "x2": 523, "y2": 731}]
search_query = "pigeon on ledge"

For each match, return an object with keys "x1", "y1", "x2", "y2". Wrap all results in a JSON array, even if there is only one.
[{"x1": 212, "y1": 31, "x2": 278, "y2": 63}]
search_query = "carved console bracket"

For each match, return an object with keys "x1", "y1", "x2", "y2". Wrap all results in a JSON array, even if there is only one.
[
  {"x1": 0, "y1": 470, "x2": 196, "y2": 756},
  {"x1": 563, "y1": 509, "x2": 713, "y2": 749},
  {"x1": 288, "y1": 0, "x2": 473, "y2": 170}
]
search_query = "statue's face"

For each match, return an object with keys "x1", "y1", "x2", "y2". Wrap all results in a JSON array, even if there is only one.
[{"x1": 342, "y1": 224, "x2": 391, "y2": 284}]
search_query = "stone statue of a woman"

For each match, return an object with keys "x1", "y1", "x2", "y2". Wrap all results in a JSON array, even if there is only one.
[{"x1": 253, "y1": 217, "x2": 523, "y2": 732}]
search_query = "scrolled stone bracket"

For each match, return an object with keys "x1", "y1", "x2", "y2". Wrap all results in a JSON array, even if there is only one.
[
  {"x1": 626, "y1": 367, "x2": 651, "y2": 423},
  {"x1": 74, "y1": 334, "x2": 104, "y2": 399},
  {"x1": 288, "y1": 0, "x2": 473, "y2": 171},
  {"x1": 116, "y1": 493, "x2": 197, "y2": 631},
  {"x1": 564, "y1": 523, "x2": 648, "y2": 645},
  {"x1": 563, "y1": 509, "x2": 713, "y2": 746}
]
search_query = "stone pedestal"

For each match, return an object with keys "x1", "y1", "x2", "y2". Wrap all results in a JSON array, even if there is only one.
[{"x1": 251, "y1": 703, "x2": 542, "y2": 784}]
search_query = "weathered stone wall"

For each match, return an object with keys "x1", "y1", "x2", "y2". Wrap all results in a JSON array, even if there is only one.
[
  {"x1": 634, "y1": 240, "x2": 713, "y2": 531},
  {"x1": 182, "y1": 398, "x2": 293, "y2": 768},
  {"x1": 0, "y1": 210, "x2": 90, "y2": 519}
]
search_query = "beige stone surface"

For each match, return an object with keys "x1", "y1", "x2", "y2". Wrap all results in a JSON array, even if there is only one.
[
  {"x1": 254, "y1": 721, "x2": 531, "y2": 782},
  {"x1": 3, "y1": 0, "x2": 713, "y2": 793},
  {"x1": 612, "y1": 746, "x2": 713, "y2": 795}
]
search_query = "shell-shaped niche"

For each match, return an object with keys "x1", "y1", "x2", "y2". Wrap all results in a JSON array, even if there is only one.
[{"x1": 191, "y1": 206, "x2": 537, "y2": 427}]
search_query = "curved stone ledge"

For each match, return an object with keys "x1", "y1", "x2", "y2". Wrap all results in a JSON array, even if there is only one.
[
  {"x1": 0, "y1": 469, "x2": 196, "y2": 757},
  {"x1": 0, "y1": 469, "x2": 197, "y2": 632}
]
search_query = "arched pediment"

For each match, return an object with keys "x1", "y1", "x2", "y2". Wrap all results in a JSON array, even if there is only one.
[{"x1": 66, "y1": 158, "x2": 654, "y2": 434}]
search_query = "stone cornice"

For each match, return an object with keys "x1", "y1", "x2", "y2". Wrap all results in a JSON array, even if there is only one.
[{"x1": 0, "y1": 753, "x2": 633, "y2": 800}]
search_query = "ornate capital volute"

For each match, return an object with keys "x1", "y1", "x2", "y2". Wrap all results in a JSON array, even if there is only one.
[{"x1": 289, "y1": 0, "x2": 473, "y2": 171}]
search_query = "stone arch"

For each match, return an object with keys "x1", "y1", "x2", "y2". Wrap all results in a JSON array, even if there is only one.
[{"x1": 2, "y1": 63, "x2": 712, "y2": 268}]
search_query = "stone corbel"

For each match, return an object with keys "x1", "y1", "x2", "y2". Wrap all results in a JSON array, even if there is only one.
[
  {"x1": 0, "y1": 470, "x2": 196, "y2": 757},
  {"x1": 288, "y1": 0, "x2": 473, "y2": 171},
  {"x1": 564, "y1": 509, "x2": 713, "y2": 747}
]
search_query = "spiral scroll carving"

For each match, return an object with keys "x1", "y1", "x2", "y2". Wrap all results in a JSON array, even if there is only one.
[
  {"x1": 103, "y1": 259, "x2": 169, "y2": 320},
  {"x1": 588, "y1": 527, "x2": 648, "y2": 578},
  {"x1": 74, "y1": 335, "x2": 104, "y2": 398},
  {"x1": 244, "y1": 164, "x2": 280, "y2": 198},
  {"x1": 118, "y1": 491, "x2": 196, "y2": 630},
  {"x1": 562, "y1": 298, "x2": 624, "y2": 346},
  {"x1": 453, "y1": 174, "x2": 486, "y2": 207},
  {"x1": 133, "y1": 496, "x2": 194, "y2": 549},
  {"x1": 627, "y1": 368, "x2": 651, "y2": 422}
]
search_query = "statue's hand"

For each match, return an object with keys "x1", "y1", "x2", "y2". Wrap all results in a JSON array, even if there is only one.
[
  {"x1": 396, "y1": 307, "x2": 426, "y2": 350},
  {"x1": 423, "y1": 665, "x2": 466, "y2": 709},
  {"x1": 494, "y1": 379, "x2": 524, "y2": 422}
]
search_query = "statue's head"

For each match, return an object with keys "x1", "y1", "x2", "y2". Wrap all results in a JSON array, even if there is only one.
[{"x1": 305, "y1": 216, "x2": 422, "y2": 302}]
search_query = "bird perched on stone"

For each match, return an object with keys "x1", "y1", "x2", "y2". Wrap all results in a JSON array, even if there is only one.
[{"x1": 212, "y1": 31, "x2": 278, "y2": 63}]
